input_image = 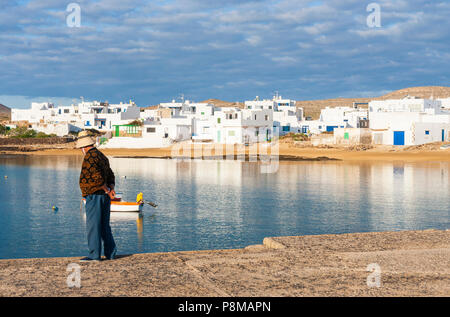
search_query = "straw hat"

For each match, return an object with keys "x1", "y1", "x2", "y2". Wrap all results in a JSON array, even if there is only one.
[{"x1": 75, "y1": 130, "x2": 96, "y2": 148}]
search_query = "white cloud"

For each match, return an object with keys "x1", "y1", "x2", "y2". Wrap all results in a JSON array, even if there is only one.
[
  {"x1": 245, "y1": 35, "x2": 262, "y2": 46},
  {"x1": 271, "y1": 56, "x2": 298, "y2": 64}
]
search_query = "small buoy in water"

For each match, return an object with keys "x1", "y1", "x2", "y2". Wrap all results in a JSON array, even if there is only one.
[{"x1": 4, "y1": 175, "x2": 7, "y2": 179}]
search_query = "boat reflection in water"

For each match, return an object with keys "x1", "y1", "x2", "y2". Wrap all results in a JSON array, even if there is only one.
[
  {"x1": 111, "y1": 212, "x2": 145, "y2": 249},
  {"x1": 80, "y1": 207, "x2": 146, "y2": 248}
]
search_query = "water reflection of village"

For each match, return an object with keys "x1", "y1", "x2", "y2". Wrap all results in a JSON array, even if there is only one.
[
  {"x1": 109, "y1": 157, "x2": 450, "y2": 236},
  {"x1": 1, "y1": 155, "x2": 449, "y2": 255}
]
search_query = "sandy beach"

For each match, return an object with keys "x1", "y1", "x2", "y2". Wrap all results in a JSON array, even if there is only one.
[
  {"x1": 0, "y1": 229, "x2": 448, "y2": 297},
  {"x1": 1, "y1": 142, "x2": 449, "y2": 162}
]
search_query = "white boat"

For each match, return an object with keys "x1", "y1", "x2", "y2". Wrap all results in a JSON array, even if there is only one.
[
  {"x1": 109, "y1": 200, "x2": 143, "y2": 212},
  {"x1": 82, "y1": 196, "x2": 143, "y2": 212}
]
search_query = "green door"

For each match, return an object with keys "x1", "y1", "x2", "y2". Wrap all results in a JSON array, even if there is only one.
[{"x1": 115, "y1": 126, "x2": 120, "y2": 137}]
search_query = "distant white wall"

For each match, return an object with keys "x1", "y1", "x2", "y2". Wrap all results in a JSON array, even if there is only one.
[
  {"x1": 438, "y1": 98, "x2": 450, "y2": 109},
  {"x1": 31, "y1": 123, "x2": 82, "y2": 137},
  {"x1": 334, "y1": 128, "x2": 372, "y2": 145},
  {"x1": 101, "y1": 136, "x2": 172, "y2": 149},
  {"x1": 369, "y1": 98, "x2": 442, "y2": 114},
  {"x1": 413, "y1": 122, "x2": 449, "y2": 145}
]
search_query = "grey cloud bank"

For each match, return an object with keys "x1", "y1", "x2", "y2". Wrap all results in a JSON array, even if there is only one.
[{"x1": 0, "y1": 0, "x2": 448, "y2": 108}]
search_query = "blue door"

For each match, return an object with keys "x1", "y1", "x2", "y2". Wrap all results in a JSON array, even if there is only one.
[
  {"x1": 393, "y1": 131, "x2": 405, "y2": 145},
  {"x1": 326, "y1": 126, "x2": 338, "y2": 132},
  {"x1": 442, "y1": 129, "x2": 445, "y2": 142}
]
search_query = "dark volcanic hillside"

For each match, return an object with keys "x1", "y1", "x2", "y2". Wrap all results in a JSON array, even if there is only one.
[{"x1": 0, "y1": 104, "x2": 11, "y2": 121}]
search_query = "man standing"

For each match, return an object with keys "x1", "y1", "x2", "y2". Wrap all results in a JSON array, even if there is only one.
[{"x1": 76, "y1": 131, "x2": 117, "y2": 262}]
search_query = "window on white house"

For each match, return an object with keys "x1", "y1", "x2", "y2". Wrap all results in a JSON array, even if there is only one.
[{"x1": 147, "y1": 127, "x2": 156, "y2": 133}]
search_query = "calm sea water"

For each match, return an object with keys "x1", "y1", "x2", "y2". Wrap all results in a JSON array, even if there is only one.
[{"x1": 0, "y1": 155, "x2": 448, "y2": 259}]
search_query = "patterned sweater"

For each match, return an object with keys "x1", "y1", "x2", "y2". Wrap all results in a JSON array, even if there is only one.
[{"x1": 79, "y1": 147, "x2": 115, "y2": 197}]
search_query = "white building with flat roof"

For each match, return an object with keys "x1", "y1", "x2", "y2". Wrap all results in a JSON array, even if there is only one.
[
  {"x1": 217, "y1": 108, "x2": 273, "y2": 144},
  {"x1": 11, "y1": 100, "x2": 141, "y2": 132},
  {"x1": 319, "y1": 106, "x2": 368, "y2": 131},
  {"x1": 31, "y1": 122, "x2": 82, "y2": 137},
  {"x1": 369, "y1": 96, "x2": 442, "y2": 114},
  {"x1": 298, "y1": 104, "x2": 368, "y2": 135},
  {"x1": 245, "y1": 95, "x2": 303, "y2": 136},
  {"x1": 369, "y1": 97, "x2": 450, "y2": 145},
  {"x1": 244, "y1": 96, "x2": 276, "y2": 111},
  {"x1": 11, "y1": 102, "x2": 57, "y2": 123},
  {"x1": 273, "y1": 95, "x2": 303, "y2": 135},
  {"x1": 191, "y1": 106, "x2": 273, "y2": 144},
  {"x1": 438, "y1": 98, "x2": 450, "y2": 110}
]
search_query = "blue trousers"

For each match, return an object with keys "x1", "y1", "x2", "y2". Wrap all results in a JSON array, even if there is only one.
[{"x1": 85, "y1": 193, "x2": 116, "y2": 260}]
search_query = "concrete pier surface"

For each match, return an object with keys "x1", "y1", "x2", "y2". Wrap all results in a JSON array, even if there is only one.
[{"x1": 0, "y1": 229, "x2": 448, "y2": 297}]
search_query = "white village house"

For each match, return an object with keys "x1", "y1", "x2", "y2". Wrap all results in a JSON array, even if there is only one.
[
  {"x1": 103, "y1": 115, "x2": 193, "y2": 149},
  {"x1": 104, "y1": 97, "x2": 275, "y2": 148},
  {"x1": 245, "y1": 95, "x2": 303, "y2": 136},
  {"x1": 300, "y1": 103, "x2": 369, "y2": 135},
  {"x1": 368, "y1": 96, "x2": 450, "y2": 146},
  {"x1": 11, "y1": 100, "x2": 141, "y2": 136},
  {"x1": 9, "y1": 93, "x2": 450, "y2": 148},
  {"x1": 12, "y1": 102, "x2": 58, "y2": 123},
  {"x1": 332, "y1": 97, "x2": 450, "y2": 146}
]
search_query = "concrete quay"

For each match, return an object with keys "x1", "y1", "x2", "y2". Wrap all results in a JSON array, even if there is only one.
[{"x1": 0, "y1": 229, "x2": 448, "y2": 297}]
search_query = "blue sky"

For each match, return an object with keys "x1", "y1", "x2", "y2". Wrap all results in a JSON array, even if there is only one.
[{"x1": 0, "y1": 0, "x2": 449, "y2": 108}]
